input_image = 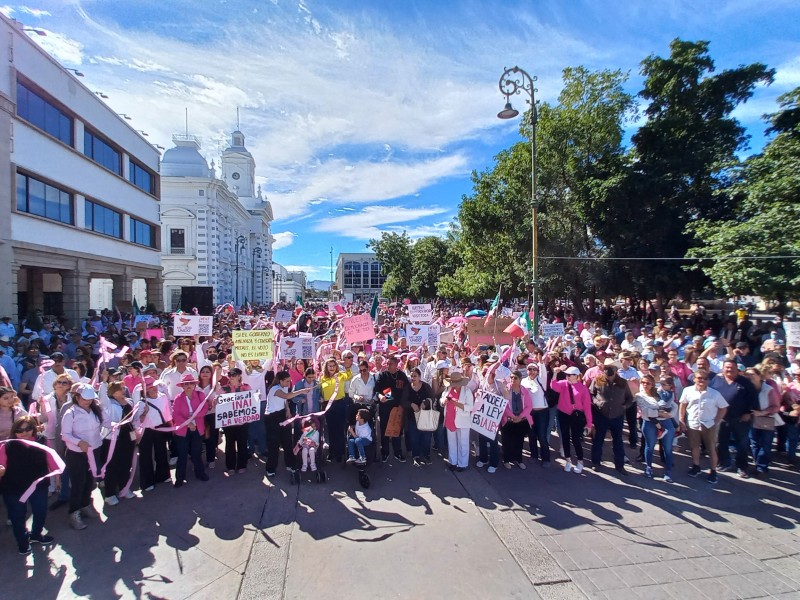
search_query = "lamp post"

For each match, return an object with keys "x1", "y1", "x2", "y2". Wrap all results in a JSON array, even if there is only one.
[
  {"x1": 234, "y1": 234, "x2": 246, "y2": 306},
  {"x1": 251, "y1": 246, "x2": 262, "y2": 304},
  {"x1": 498, "y1": 66, "x2": 538, "y2": 329}
]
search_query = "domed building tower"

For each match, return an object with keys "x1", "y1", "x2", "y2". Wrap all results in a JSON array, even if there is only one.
[{"x1": 160, "y1": 134, "x2": 252, "y2": 308}]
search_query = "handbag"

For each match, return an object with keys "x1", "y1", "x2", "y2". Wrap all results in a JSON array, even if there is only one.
[
  {"x1": 568, "y1": 383, "x2": 587, "y2": 430},
  {"x1": 752, "y1": 415, "x2": 775, "y2": 431},
  {"x1": 415, "y1": 398, "x2": 438, "y2": 432}
]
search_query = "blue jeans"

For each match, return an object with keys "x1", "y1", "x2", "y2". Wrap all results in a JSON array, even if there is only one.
[
  {"x1": 348, "y1": 436, "x2": 372, "y2": 459},
  {"x1": 478, "y1": 433, "x2": 499, "y2": 468},
  {"x1": 591, "y1": 413, "x2": 625, "y2": 468},
  {"x1": 248, "y1": 414, "x2": 267, "y2": 456},
  {"x1": 529, "y1": 409, "x2": 551, "y2": 463},
  {"x1": 658, "y1": 419, "x2": 675, "y2": 475},
  {"x1": 642, "y1": 420, "x2": 658, "y2": 468},
  {"x1": 4, "y1": 486, "x2": 48, "y2": 550},
  {"x1": 408, "y1": 415, "x2": 432, "y2": 460},
  {"x1": 750, "y1": 427, "x2": 774, "y2": 471},
  {"x1": 786, "y1": 423, "x2": 800, "y2": 462},
  {"x1": 717, "y1": 419, "x2": 751, "y2": 471},
  {"x1": 547, "y1": 406, "x2": 559, "y2": 444},
  {"x1": 57, "y1": 466, "x2": 71, "y2": 502}
]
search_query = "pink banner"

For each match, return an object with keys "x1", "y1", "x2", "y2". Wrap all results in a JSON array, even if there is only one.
[{"x1": 342, "y1": 314, "x2": 375, "y2": 343}]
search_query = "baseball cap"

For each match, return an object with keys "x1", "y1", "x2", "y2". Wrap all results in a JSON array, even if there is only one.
[{"x1": 565, "y1": 366, "x2": 581, "y2": 376}]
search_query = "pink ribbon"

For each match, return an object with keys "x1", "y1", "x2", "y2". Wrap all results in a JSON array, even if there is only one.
[
  {"x1": 280, "y1": 377, "x2": 339, "y2": 427},
  {"x1": 0, "y1": 438, "x2": 66, "y2": 502}
]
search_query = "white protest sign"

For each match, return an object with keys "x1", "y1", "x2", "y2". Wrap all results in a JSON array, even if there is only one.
[
  {"x1": 172, "y1": 315, "x2": 213, "y2": 336},
  {"x1": 785, "y1": 322, "x2": 800, "y2": 347},
  {"x1": 280, "y1": 336, "x2": 315, "y2": 360},
  {"x1": 428, "y1": 324, "x2": 441, "y2": 347},
  {"x1": 470, "y1": 391, "x2": 509, "y2": 440},
  {"x1": 407, "y1": 324, "x2": 429, "y2": 347},
  {"x1": 541, "y1": 323, "x2": 565, "y2": 338},
  {"x1": 372, "y1": 339, "x2": 387, "y2": 353},
  {"x1": 501, "y1": 307, "x2": 513, "y2": 318},
  {"x1": 275, "y1": 309, "x2": 293, "y2": 323},
  {"x1": 214, "y1": 390, "x2": 261, "y2": 428},
  {"x1": 408, "y1": 304, "x2": 432, "y2": 323}
]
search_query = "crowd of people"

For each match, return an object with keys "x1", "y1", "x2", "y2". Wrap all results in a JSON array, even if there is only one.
[{"x1": 0, "y1": 300, "x2": 798, "y2": 557}]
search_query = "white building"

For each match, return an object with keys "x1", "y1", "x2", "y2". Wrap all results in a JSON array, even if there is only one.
[
  {"x1": 0, "y1": 14, "x2": 163, "y2": 326},
  {"x1": 334, "y1": 253, "x2": 385, "y2": 302},
  {"x1": 271, "y1": 263, "x2": 306, "y2": 304},
  {"x1": 160, "y1": 130, "x2": 273, "y2": 309}
]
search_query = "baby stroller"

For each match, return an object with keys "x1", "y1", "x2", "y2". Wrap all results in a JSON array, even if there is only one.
[
  {"x1": 346, "y1": 402, "x2": 380, "y2": 489},
  {"x1": 291, "y1": 413, "x2": 328, "y2": 485}
]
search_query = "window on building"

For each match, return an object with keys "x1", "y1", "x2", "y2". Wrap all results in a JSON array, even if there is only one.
[
  {"x1": 371, "y1": 262, "x2": 383, "y2": 288},
  {"x1": 130, "y1": 217, "x2": 155, "y2": 248},
  {"x1": 170, "y1": 288, "x2": 182, "y2": 311},
  {"x1": 128, "y1": 158, "x2": 156, "y2": 194},
  {"x1": 170, "y1": 228, "x2": 185, "y2": 254},
  {"x1": 84, "y1": 129, "x2": 121, "y2": 175},
  {"x1": 344, "y1": 260, "x2": 360, "y2": 288},
  {"x1": 84, "y1": 199, "x2": 122, "y2": 238},
  {"x1": 16, "y1": 80, "x2": 72, "y2": 145},
  {"x1": 16, "y1": 171, "x2": 73, "y2": 225}
]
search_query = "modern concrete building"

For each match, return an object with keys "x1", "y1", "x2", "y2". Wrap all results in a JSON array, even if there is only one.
[
  {"x1": 160, "y1": 130, "x2": 273, "y2": 309},
  {"x1": 0, "y1": 14, "x2": 163, "y2": 326},
  {"x1": 334, "y1": 253, "x2": 385, "y2": 302}
]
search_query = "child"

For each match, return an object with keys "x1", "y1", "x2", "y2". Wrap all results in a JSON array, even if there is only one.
[
  {"x1": 655, "y1": 378, "x2": 678, "y2": 439},
  {"x1": 347, "y1": 409, "x2": 373, "y2": 465},
  {"x1": 296, "y1": 417, "x2": 320, "y2": 472}
]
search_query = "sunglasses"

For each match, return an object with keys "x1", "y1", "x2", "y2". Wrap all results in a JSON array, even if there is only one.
[
  {"x1": 695, "y1": 377, "x2": 708, "y2": 381},
  {"x1": 17, "y1": 426, "x2": 34, "y2": 433},
  {"x1": 55, "y1": 381, "x2": 70, "y2": 385}
]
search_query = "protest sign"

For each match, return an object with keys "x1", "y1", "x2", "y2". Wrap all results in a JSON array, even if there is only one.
[
  {"x1": 172, "y1": 315, "x2": 213, "y2": 336},
  {"x1": 785, "y1": 322, "x2": 800, "y2": 347},
  {"x1": 439, "y1": 329, "x2": 455, "y2": 343},
  {"x1": 466, "y1": 318, "x2": 514, "y2": 344},
  {"x1": 372, "y1": 339, "x2": 387, "y2": 353},
  {"x1": 342, "y1": 314, "x2": 375, "y2": 343},
  {"x1": 233, "y1": 329, "x2": 274, "y2": 360},
  {"x1": 280, "y1": 336, "x2": 315, "y2": 360},
  {"x1": 501, "y1": 307, "x2": 513, "y2": 318},
  {"x1": 145, "y1": 328, "x2": 164, "y2": 340},
  {"x1": 275, "y1": 309, "x2": 293, "y2": 323},
  {"x1": 215, "y1": 390, "x2": 261, "y2": 428},
  {"x1": 541, "y1": 323, "x2": 565, "y2": 338},
  {"x1": 407, "y1": 324, "x2": 429, "y2": 347},
  {"x1": 470, "y1": 391, "x2": 509, "y2": 439},
  {"x1": 428, "y1": 324, "x2": 441, "y2": 347},
  {"x1": 134, "y1": 315, "x2": 154, "y2": 332},
  {"x1": 408, "y1": 304, "x2": 432, "y2": 323}
]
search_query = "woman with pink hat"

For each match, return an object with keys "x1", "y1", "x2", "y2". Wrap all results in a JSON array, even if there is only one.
[{"x1": 172, "y1": 373, "x2": 218, "y2": 487}]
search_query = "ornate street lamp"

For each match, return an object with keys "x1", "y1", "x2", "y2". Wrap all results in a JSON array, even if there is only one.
[
  {"x1": 234, "y1": 234, "x2": 246, "y2": 305},
  {"x1": 498, "y1": 65, "x2": 538, "y2": 328},
  {"x1": 251, "y1": 246, "x2": 262, "y2": 304}
]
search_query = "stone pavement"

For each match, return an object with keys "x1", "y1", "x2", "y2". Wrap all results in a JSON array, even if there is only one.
[{"x1": 0, "y1": 435, "x2": 798, "y2": 599}]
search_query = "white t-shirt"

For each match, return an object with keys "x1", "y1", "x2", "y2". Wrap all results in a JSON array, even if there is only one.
[
  {"x1": 679, "y1": 386, "x2": 728, "y2": 429},
  {"x1": 265, "y1": 385, "x2": 288, "y2": 415}
]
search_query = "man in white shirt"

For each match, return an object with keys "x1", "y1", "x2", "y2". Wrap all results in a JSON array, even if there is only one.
[
  {"x1": 621, "y1": 332, "x2": 643, "y2": 354},
  {"x1": 679, "y1": 369, "x2": 728, "y2": 484}
]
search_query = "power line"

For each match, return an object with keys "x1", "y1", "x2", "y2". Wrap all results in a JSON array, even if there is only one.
[{"x1": 538, "y1": 255, "x2": 800, "y2": 261}]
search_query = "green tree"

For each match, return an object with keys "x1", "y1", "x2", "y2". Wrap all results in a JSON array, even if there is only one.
[
  {"x1": 368, "y1": 232, "x2": 413, "y2": 299},
  {"x1": 687, "y1": 87, "x2": 800, "y2": 306},
  {"x1": 593, "y1": 39, "x2": 774, "y2": 304},
  {"x1": 410, "y1": 236, "x2": 453, "y2": 300}
]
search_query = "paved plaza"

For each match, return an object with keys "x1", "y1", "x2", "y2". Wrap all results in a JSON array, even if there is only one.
[{"x1": 1, "y1": 436, "x2": 799, "y2": 600}]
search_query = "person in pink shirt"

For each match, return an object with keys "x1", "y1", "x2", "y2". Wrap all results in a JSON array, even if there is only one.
[
  {"x1": 501, "y1": 370, "x2": 533, "y2": 469},
  {"x1": 582, "y1": 355, "x2": 602, "y2": 386},
  {"x1": 122, "y1": 361, "x2": 145, "y2": 396},
  {"x1": 666, "y1": 349, "x2": 692, "y2": 387},
  {"x1": 551, "y1": 366, "x2": 593, "y2": 474},
  {"x1": 172, "y1": 373, "x2": 217, "y2": 488}
]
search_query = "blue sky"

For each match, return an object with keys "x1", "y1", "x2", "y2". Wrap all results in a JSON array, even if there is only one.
[{"x1": 6, "y1": 0, "x2": 800, "y2": 282}]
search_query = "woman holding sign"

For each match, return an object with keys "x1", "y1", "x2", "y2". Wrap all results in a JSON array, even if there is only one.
[{"x1": 220, "y1": 368, "x2": 251, "y2": 475}]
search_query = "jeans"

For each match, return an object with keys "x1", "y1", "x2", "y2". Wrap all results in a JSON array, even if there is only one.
[
  {"x1": 408, "y1": 415, "x2": 432, "y2": 460},
  {"x1": 529, "y1": 409, "x2": 551, "y2": 463},
  {"x1": 348, "y1": 436, "x2": 372, "y2": 460},
  {"x1": 478, "y1": 433, "x2": 499, "y2": 468},
  {"x1": 786, "y1": 423, "x2": 800, "y2": 462},
  {"x1": 717, "y1": 419, "x2": 752, "y2": 471},
  {"x1": 4, "y1": 486, "x2": 48, "y2": 549},
  {"x1": 175, "y1": 430, "x2": 205, "y2": 482},
  {"x1": 248, "y1": 414, "x2": 267, "y2": 456},
  {"x1": 750, "y1": 427, "x2": 775, "y2": 471},
  {"x1": 657, "y1": 419, "x2": 675, "y2": 475},
  {"x1": 57, "y1": 466, "x2": 71, "y2": 503},
  {"x1": 547, "y1": 406, "x2": 559, "y2": 445},
  {"x1": 591, "y1": 412, "x2": 625, "y2": 468}
]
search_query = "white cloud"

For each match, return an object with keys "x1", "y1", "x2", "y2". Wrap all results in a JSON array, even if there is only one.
[
  {"x1": 282, "y1": 265, "x2": 332, "y2": 279},
  {"x1": 775, "y1": 55, "x2": 800, "y2": 90},
  {"x1": 385, "y1": 221, "x2": 451, "y2": 240},
  {"x1": 272, "y1": 231, "x2": 296, "y2": 250},
  {"x1": 19, "y1": 6, "x2": 51, "y2": 18},
  {"x1": 0, "y1": 6, "x2": 14, "y2": 17},
  {"x1": 314, "y1": 205, "x2": 449, "y2": 240},
  {"x1": 29, "y1": 29, "x2": 83, "y2": 64}
]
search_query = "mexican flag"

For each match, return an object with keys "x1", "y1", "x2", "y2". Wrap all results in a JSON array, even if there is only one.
[
  {"x1": 370, "y1": 296, "x2": 379, "y2": 321},
  {"x1": 504, "y1": 311, "x2": 533, "y2": 338},
  {"x1": 296, "y1": 295, "x2": 304, "y2": 308},
  {"x1": 484, "y1": 287, "x2": 501, "y2": 326}
]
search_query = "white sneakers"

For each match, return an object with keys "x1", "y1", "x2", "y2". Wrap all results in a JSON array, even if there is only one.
[
  {"x1": 476, "y1": 461, "x2": 486, "y2": 468},
  {"x1": 105, "y1": 495, "x2": 120, "y2": 506},
  {"x1": 488, "y1": 466, "x2": 497, "y2": 474},
  {"x1": 564, "y1": 461, "x2": 573, "y2": 472},
  {"x1": 574, "y1": 461, "x2": 584, "y2": 474}
]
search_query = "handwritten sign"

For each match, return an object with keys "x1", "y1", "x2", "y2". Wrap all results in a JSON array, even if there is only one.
[
  {"x1": 466, "y1": 318, "x2": 514, "y2": 345},
  {"x1": 785, "y1": 322, "x2": 800, "y2": 347},
  {"x1": 372, "y1": 339, "x2": 387, "y2": 353},
  {"x1": 407, "y1": 324, "x2": 429, "y2": 347},
  {"x1": 470, "y1": 391, "x2": 509, "y2": 439},
  {"x1": 408, "y1": 304, "x2": 432, "y2": 323},
  {"x1": 275, "y1": 309, "x2": 293, "y2": 323},
  {"x1": 172, "y1": 315, "x2": 213, "y2": 336},
  {"x1": 342, "y1": 314, "x2": 375, "y2": 343},
  {"x1": 541, "y1": 323, "x2": 565, "y2": 338},
  {"x1": 280, "y1": 336, "x2": 315, "y2": 360},
  {"x1": 233, "y1": 329, "x2": 274, "y2": 360},
  {"x1": 215, "y1": 390, "x2": 261, "y2": 428}
]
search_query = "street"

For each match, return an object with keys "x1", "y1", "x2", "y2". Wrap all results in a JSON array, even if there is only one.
[{"x1": 1, "y1": 436, "x2": 799, "y2": 600}]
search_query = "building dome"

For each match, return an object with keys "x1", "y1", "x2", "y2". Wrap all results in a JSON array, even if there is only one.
[{"x1": 161, "y1": 135, "x2": 211, "y2": 177}]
